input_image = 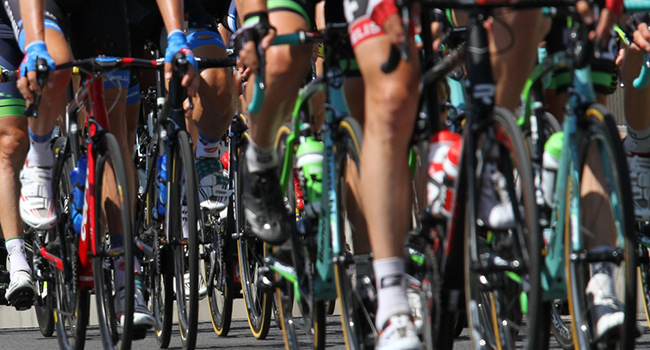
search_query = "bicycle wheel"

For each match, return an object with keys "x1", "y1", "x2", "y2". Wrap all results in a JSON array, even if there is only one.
[
  {"x1": 564, "y1": 104, "x2": 636, "y2": 350},
  {"x1": 273, "y1": 123, "x2": 326, "y2": 350},
  {"x1": 92, "y1": 132, "x2": 135, "y2": 350},
  {"x1": 27, "y1": 230, "x2": 55, "y2": 337},
  {"x1": 168, "y1": 130, "x2": 200, "y2": 349},
  {"x1": 51, "y1": 136, "x2": 90, "y2": 350},
  {"x1": 331, "y1": 117, "x2": 376, "y2": 350},
  {"x1": 237, "y1": 130, "x2": 272, "y2": 339},
  {"x1": 464, "y1": 107, "x2": 541, "y2": 350},
  {"x1": 638, "y1": 227, "x2": 650, "y2": 333},
  {"x1": 202, "y1": 206, "x2": 234, "y2": 336}
]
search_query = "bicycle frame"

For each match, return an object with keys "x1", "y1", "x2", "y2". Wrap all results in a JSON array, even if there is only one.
[{"x1": 271, "y1": 70, "x2": 351, "y2": 303}]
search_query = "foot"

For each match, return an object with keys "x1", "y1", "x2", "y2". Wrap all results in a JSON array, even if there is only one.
[
  {"x1": 115, "y1": 287, "x2": 155, "y2": 330},
  {"x1": 478, "y1": 162, "x2": 515, "y2": 230},
  {"x1": 626, "y1": 151, "x2": 650, "y2": 221},
  {"x1": 196, "y1": 158, "x2": 231, "y2": 213},
  {"x1": 183, "y1": 272, "x2": 208, "y2": 300},
  {"x1": 6, "y1": 270, "x2": 35, "y2": 310},
  {"x1": 585, "y1": 272, "x2": 634, "y2": 342},
  {"x1": 375, "y1": 314, "x2": 424, "y2": 350},
  {"x1": 242, "y1": 162, "x2": 290, "y2": 245},
  {"x1": 20, "y1": 161, "x2": 56, "y2": 230}
]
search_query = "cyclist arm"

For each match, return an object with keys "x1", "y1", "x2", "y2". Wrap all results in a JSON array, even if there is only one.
[
  {"x1": 234, "y1": 0, "x2": 275, "y2": 73},
  {"x1": 156, "y1": 0, "x2": 199, "y2": 96},
  {"x1": 17, "y1": 0, "x2": 55, "y2": 103},
  {"x1": 627, "y1": 13, "x2": 650, "y2": 52}
]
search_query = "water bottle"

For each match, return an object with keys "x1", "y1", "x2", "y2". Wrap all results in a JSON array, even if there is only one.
[
  {"x1": 157, "y1": 155, "x2": 167, "y2": 217},
  {"x1": 428, "y1": 130, "x2": 461, "y2": 218},
  {"x1": 542, "y1": 132, "x2": 563, "y2": 208},
  {"x1": 70, "y1": 155, "x2": 88, "y2": 234},
  {"x1": 295, "y1": 137, "x2": 324, "y2": 217}
]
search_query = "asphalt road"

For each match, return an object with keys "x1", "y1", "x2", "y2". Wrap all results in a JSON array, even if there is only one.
[{"x1": 2, "y1": 314, "x2": 650, "y2": 349}]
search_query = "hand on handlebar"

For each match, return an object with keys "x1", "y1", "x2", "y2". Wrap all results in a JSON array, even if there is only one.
[
  {"x1": 18, "y1": 41, "x2": 55, "y2": 105},
  {"x1": 576, "y1": 1, "x2": 618, "y2": 46},
  {"x1": 234, "y1": 13, "x2": 276, "y2": 74},
  {"x1": 165, "y1": 31, "x2": 199, "y2": 97},
  {"x1": 627, "y1": 13, "x2": 650, "y2": 52}
]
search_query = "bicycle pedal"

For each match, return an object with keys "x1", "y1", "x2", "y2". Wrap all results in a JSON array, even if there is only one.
[
  {"x1": 9, "y1": 291, "x2": 34, "y2": 311},
  {"x1": 132, "y1": 328, "x2": 148, "y2": 340}
]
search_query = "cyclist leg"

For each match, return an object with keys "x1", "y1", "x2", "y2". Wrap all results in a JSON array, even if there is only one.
[
  {"x1": 0, "y1": 33, "x2": 33, "y2": 309},
  {"x1": 4, "y1": 0, "x2": 72, "y2": 230},
  {"x1": 237, "y1": 1, "x2": 313, "y2": 244},
  {"x1": 345, "y1": 6, "x2": 422, "y2": 348},
  {"x1": 67, "y1": 0, "x2": 154, "y2": 329},
  {"x1": 185, "y1": 1, "x2": 236, "y2": 213}
]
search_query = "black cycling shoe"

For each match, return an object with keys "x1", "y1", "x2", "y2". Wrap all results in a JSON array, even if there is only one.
[{"x1": 242, "y1": 161, "x2": 290, "y2": 245}]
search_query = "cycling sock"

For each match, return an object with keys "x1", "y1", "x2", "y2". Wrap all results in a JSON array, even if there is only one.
[
  {"x1": 26, "y1": 127, "x2": 54, "y2": 168},
  {"x1": 246, "y1": 139, "x2": 277, "y2": 173},
  {"x1": 624, "y1": 124, "x2": 650, "y2": 154},
  {"x1": 5, "y1": 238, "x2": 31, "y2": 278},
  {"x1": 196, "y1": 132, "x2": 227, "y2": 159},
  {"x1": 373, "y1": 257, "x2": 411, "y2": 329},
  {"x1": 113, "y1": 256, "x2": 142, "y2": 292},
  {"x1": 586, "y1": 246, "x2": 616, "y2": 297}
]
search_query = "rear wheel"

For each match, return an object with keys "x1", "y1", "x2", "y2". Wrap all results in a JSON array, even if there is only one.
[
  {"x1": 464, "y1": 107, "x2": 541, "y2": 350},
  {"x1": 92, "y1": 132, "x2": 135, "y2": 350},
  {"x1": 564, "y1": 104, "x2": 636, "y2": 350},
  {"x1": 203, "y1": 207, "x2": 234, "y2": 336}
]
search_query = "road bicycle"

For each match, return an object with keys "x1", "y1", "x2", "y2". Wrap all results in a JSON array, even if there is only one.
[
  {"x1": 130, "y1": 51, "x2": 236, "y2": 350},
  {"x1": 242, "y1": 27, "x2": 367, "y2": 349},
  {"x1": 510, "y1": 3, "x2": 650, "y2": 349},
  {"x1": 27, "y1": 55, "x2": 140, "y2": 350}
]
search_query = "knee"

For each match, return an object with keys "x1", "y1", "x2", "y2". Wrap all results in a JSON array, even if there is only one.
[
  {"x1": 0, "y1": 125, "x2": 29, "y2": 164},
  {"x1": 265, "y1": 46, "x2": 311, "y2": 90}
]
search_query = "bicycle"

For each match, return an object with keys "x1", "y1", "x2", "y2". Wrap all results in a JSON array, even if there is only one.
[
  {"x1": 25, "y1": 55, "x2": 142, "y2": 350},
  {"x1": 130, "y1": 51, "x2": 236, "y2": 349},
  {"x1": 241, "y1": 27, "x2": 366, "y2": 349},
  {"x1": 503, "y1": 2, "x2": 647, "y2": 349}
]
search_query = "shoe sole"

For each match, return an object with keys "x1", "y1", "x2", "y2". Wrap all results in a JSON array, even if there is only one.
[{"x1": 8, "y1": 288, "x2": 34, "y2": 310}]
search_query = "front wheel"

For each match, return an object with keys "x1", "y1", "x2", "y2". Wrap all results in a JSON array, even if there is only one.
[
  {"x1": 564, "y1": 104, "x2": 637, "y2": 350},
  {"x1": 92, "y1": 132, "x2": 135, "y2": 350},
  {"x1": 168, "y1": 131, "x2": 200, "y2": 349}
]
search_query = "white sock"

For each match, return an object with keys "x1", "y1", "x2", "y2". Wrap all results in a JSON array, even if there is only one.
[
  {"x1": 6, "y1": 238, "x2": 31, "y2": 278},
  {"x1": 26, "y1": 128, "x2": 54, "y2": 167},
  {"x1": 373, "y1": 257, "x2": 411, "y2": 329},
  {"x1": 113, "y1": 257, "x2": 142, "y2": 292},
  {"x1": 624, "y1": 125, "x2": 650, "y2": 154},
  {"x1": 196, "y1": 133, "x2": 228, "y2": 159},
  {"x1": 246, "y1": 139, "x2": 277, "y2": 173},
  {"x1": 586, "y1": 246, "x2": 617, "y2": 298}
]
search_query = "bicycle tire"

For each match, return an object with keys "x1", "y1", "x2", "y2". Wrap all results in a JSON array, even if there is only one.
[
  {"x1": 564, "y1": 104, "x2": 637, "y2": 350},
  {"x1": 28, "y1": 230, "x2": 55, "y2": 337},
  {"x1": 203, "y1": 205, "x2": 234, "y2": 336},
  {"x1": 168, "y1": 130, "x2": 200, "y2": 350},
  {"x1": 52, "y1": 139, "x2": 90, "y2": 350},
  {"x1": 136, "y1": 121, "x2": 174, "y2": 348},
  {"x1": 236, "y1": 131, "x2": 273, "y2": 339},
  {"x1": 464, "y1": 107, "x2": 541, "y2": 350},
  {"x1": 331, "y1": 117, "x2": 376, "y2": 350},
  {"x1": 638, "y1": 228, "x2": 650, "y2": 335},
  {"x1": 273, "y1": 122, "x2": 326, "y2": 350},
  {"x1": 92, "y1": 132, "x2": 135, "y2": 350}
]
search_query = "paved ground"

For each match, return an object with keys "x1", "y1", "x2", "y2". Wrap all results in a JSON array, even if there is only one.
[{"x1": 1, "y1": 310, "x2": 650, "y2": 349}]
